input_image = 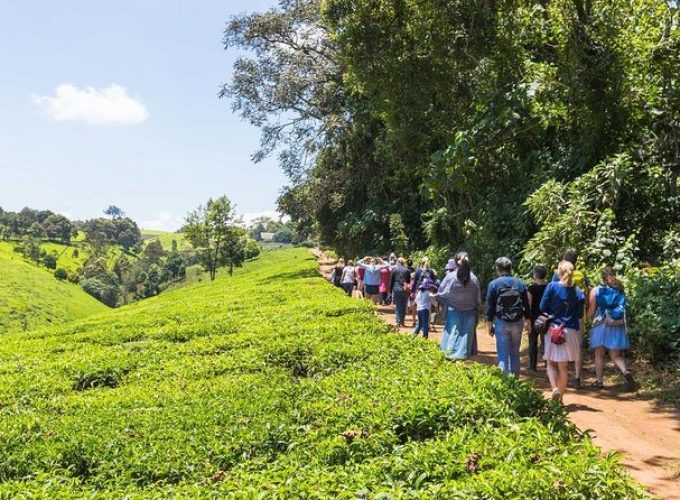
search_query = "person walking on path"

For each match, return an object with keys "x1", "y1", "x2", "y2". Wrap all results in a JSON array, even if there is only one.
[
  {"x1": 414, "y1": 257, "x2": 435, "y2": 286},
  {"x1": 412, "y1": 278, "x2": 437, "y2": 339},
  {"x1": 330, "y1": 259, "x2": 345, "y2": 288},
  {"x1": 390, "y1": 258, "x2": 412, "y2": 327},
  {"x1": 540, "y1": 260, "x2": 585, "y2": 404},
  {"x1": 356, "y1": 263, "x2": 365, "y2": 299},
  {"x1": 527, "y1": 265, "x2": 549, "y2": 371},
  {"x1": 588, "y1": 266, "x2": 636, "y2": 391},
  {"x1": 437, "y1": 253, "x2": 481, "y2": 360},
  {"x1": 379, "y1": 263, "x2": 392, "y2": 305},
  {"x1": 486, "y1": 257, "x2": 530, "y2": 377},
  {"x1": 340, "y1": 260, "x2": 356, "y2": 297},
  {"x1": 552, "y1": 249, "x2": 590, "y2": 389},
  {"x1": 357, "y1": 257, "x2": 388, "y2": 304}
]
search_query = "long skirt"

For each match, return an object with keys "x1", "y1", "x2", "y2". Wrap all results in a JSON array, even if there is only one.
[
  {"x1": 440, "y1": 308, "x2": 478, "y2": 360},
  {"x1": 589, "y1": 323, "x2": 630, "y2": 351},
  {"x1": 544, "y1": 327, "x2": 579, "y2": 363}
]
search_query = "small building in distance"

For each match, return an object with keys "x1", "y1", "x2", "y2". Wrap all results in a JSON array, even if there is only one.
[{"x1": 260, "y1": 232, "x2": 275, "y2": 242}]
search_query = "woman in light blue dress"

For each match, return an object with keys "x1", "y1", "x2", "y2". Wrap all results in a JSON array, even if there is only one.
[
  {"x1": 436, "y1": 252, "x2": 481, "y2": 360},
  {"x1": 588, "y1": 266, "x2": 635, "y2": 391}
]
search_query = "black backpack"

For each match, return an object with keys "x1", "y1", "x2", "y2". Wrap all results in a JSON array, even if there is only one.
[{"x1": 496, "y1": 279, "x2": 523, "y2": 322}]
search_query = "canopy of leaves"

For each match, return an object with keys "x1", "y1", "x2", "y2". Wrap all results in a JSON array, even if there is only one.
[
  {"x1": 184, "y1": 196, "x2": 249, "y2": 279},
  {"x1": 226, "y1": 0, "x2": 679, "y2": 280}
]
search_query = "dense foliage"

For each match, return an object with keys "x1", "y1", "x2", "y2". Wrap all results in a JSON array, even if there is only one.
[
  {"x1": 184, "y1": 196, "x2": 260, "y2": 280},
  {"x1": 626, "y1": 261, "x2": 680, "y2": 362},
  {"x1": 0, "y1": 249, "x2": 644, "y2": 497},
  {"x1": 225, "y1": 0, "x2": 679, "y2": 284}
]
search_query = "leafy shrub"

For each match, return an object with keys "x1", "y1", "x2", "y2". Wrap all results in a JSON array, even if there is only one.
[
  {"x1": 273, "y1": 227, "x2": 293, "y2": 243},
  {"x1": 54, "y1": 268, "x2": 68, "y2": 280},
  {"x1": 81, "y1": 277, "x2": 120, "y2": 307},
  {"x1": 297, "y1": 239, "x2": 317, "y2": 248},
  {"x1": 627, "y1": 262, "x2": 680, "y2": 362},
  {"x1": 42, "y1": 251, "x2": 58, "y2": 270},
  {"x1": 244, "y1": 237, "x2": 261, "y2": 259},
  {"x1": 72, "y1": 366, "x2": 129, "y2": 391}
]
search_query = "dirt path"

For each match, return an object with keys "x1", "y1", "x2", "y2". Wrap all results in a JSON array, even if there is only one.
[{"x1": 315, "y1": 253, "x2": 680, "y2": 498}]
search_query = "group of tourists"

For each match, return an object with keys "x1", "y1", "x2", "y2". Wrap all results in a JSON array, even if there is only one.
[{"x1": 329, "y1": 248, "x2": 634, "y2": 405}]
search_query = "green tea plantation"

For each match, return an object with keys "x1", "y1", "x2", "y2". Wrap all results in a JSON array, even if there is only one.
[
  {"x1": 0, "y1": 242, "x2": 108, "y2": 333},
  {"x1": 0, "y1": 249, "x2": 646, "y2": 498}
]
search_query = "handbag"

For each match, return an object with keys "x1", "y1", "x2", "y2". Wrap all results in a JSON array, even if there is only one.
[
  {"x1": 540, "y1": 286, "x2": 572, "y2": 344},
  {"x1": 549, "y1": 322, "x2": 566, "y2": 345},
  {"x1": 533, "y1": 313, "x2": 554, "y2": 335}
]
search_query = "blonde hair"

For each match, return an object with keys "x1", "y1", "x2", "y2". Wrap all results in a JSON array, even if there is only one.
[
  {"x1": 397, "y1": 257, "x2": 406, "y2": 265},
  {"x1": 337, "y1": 258, "x2": 345, "y2": 266},
  {"x1": 557, "y1": 260, "x2": 574, "y2": 286},
  {"x1": 420, "y1": 257, "x2": 429, "y2": 268},
  {"x1": 348, "y1": 260, "x2": 354, "y2": 266}
]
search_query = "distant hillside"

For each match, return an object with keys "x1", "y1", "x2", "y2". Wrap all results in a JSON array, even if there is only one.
[
  {"x1": 141, "y1": 229, "x2": 191, "y2": 251},
  {"x1": 0, "y1": 243, "x2": 108, "y2": 333}
]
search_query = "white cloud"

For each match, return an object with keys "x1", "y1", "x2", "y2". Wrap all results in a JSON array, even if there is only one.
[
  {"x1": 140, "y1": 211, "x2": 184, "y2": 232},
  {"x1": 32, "y1": 84, "x2": 148, "y2": 125}
]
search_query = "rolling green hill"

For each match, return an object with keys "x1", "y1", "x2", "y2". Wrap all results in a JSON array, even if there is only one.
[
  {"x1": 141, "y1": 229, "x2": 190, "y2": 251},
  {"x1": 0, "y1": 249, "x2": 643, "y2": 497},
  {"x1": 0, "y1": 243, "x2": 108, "y2": 333}
]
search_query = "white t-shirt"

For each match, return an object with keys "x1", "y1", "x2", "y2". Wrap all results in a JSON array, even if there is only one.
[
  {"x1": 415, "y1": 290, "x2": 435, "y2": 311},
  {"x1": 341, "y1": 266, "x2": 355, "y2": 284}
]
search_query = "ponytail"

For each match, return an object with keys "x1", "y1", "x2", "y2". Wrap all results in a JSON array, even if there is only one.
[
  {"x1": 557, "y1": 260, "x2": 574, "y2": 286},
  {"x1": 455, "y1": 252, "x2": 471, "y2": 285},
  {"x1": 601, "y1": 266, "x2": 625, "y2": 293}
]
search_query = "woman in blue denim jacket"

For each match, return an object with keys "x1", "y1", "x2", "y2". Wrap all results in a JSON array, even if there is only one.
[{"x1": 540, "y1": 261, "x2": 585, "y2": 403}]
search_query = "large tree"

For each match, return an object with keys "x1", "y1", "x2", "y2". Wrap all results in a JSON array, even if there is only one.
[
  {"x1": 226, "y1": 0, "x2": 679, "y2": 275},
  {"x1": 184, "y1": 196, "x2": 248, "y2": 280},
  {"x1": 42, "y1": 214, "x2": 77, "y2": 244}
]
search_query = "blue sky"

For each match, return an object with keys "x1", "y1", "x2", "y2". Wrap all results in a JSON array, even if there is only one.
[{"x1": 0, "y1": 0, "x2": 285, "y2": 230}]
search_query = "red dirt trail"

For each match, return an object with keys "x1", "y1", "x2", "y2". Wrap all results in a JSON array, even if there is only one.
[{"x1": 316, "y1": 253, "x2": 680, "y2": 499}]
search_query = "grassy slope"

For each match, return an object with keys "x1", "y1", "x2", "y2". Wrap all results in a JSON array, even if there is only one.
[
  {"x1": 141, "y1": 229, "x2": 190, "y2": 251},
  {"x1": 0, "y1": 250, "x2": 644, "y2": 498},
  {"x1": 0, "y1": 243, "x2": 108, "y2": 333}
]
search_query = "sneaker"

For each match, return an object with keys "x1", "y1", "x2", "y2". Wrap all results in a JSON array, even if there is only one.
[
  {"x1": 623, "y1": 372, "x2": 637, "y2": 392},
  {"x1": 568, "y1": 377, "x2": 581, "y2": 390},
  {"x1": 551, "y1": 389, "x2": 561, "y2": 403},
  {"x1": 590, "y1": 380, "x2": 604, "y2": 390}
]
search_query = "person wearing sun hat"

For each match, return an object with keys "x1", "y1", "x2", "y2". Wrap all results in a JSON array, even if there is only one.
[
  {"x1": 412, "y1": 278, "x2": 437, "y2": 339},
  {"x1": 436, "y1": 252, "x2": 481, "y2": 360}
]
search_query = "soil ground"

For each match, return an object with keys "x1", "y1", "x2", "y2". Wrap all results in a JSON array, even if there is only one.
[{"x1": 316, "y1": 254, "x2": 680, "y2": 499}]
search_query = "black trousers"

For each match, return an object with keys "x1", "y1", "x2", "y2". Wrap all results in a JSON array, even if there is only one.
[{"x1": 528, "y1": 325, "x2": 545, "y2": 370}]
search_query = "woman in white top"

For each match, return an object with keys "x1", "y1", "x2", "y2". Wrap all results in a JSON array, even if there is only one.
[{"x1": 340, "y1": 260, "x2": 356, "y2": 297}]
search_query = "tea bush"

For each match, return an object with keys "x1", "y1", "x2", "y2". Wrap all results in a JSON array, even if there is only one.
[{"x1": 0, "y1": 249, "x2": 645, "y2": 498}]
